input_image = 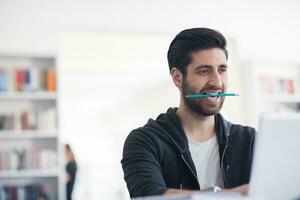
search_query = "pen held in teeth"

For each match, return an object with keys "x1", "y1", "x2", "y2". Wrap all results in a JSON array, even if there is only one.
[{"x1": 185, "y1": 93, "x2": 239, "y2": 99}]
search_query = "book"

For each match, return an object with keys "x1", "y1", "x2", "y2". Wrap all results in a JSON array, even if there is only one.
[
  {"x1": 0, "y1": 109, "x2": 57, "y2": 131},
  {"x1": 259, "y1": 76, "x2": 296, "y2": 95},
  {"x1": 0, "y1": 183, "x2": 51, "y2": 200},
  {"x1": 0, "y1": 70, "x2": 8, "y2": 91},
  {"x1": 30, "y1": 67, "x2": 39, "y2": 91},
  {"x1": 46, "y1": 69, "x2": 56, "y2": 92},
  {"x1": 16, "y1": 69, "x2": 24, "y2": 91},
  {"x1": 0, "y1": 67, "x2": 56, "y2": 92},
  {"x1": 286, "y1": 79, "x2": 294, "y2": 94},
  {"x1": 0, "y1": 148, "x2": 57, "y2": 171}
]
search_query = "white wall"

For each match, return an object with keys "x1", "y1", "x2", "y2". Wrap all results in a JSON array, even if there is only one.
[
  {"x1": 0, "y1": 0, "x2": 300, "y2": 62},
  {"x1": 58, "y1": 31, "x2": 177, "y2": 200}
]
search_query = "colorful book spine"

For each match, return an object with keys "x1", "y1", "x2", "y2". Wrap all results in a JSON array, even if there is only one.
[
  {"x1": 0, "y1": 67, "x2": 56, "y2": 92},
  {"x1": 24, "y1": 70, "x2": 31, "y2": 91},
  {"x1": 46, "y1": 69, "x2": 56, "y2": 92},
  {"x1": 259, "y1": 76, "x2": 296, "y2": 95},
  {"x1": 0, "y1": 70, "x2": 8, "y2": 91},
  {"x1": 16, "y1": 69, "x2": 24, "y2": 91}
]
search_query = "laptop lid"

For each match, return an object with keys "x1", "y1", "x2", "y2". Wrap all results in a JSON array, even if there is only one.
[{"x1": 249, "y1": 113, "x2": 300, "y2": 199}]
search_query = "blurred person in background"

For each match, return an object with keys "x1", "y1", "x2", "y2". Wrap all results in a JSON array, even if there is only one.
[{"x1": 65, "y1": 144, "x2": 77, "y2": 200}]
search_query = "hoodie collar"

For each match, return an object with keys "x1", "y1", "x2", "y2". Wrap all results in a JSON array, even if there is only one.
[{"x1": 156, "y1": 107, "x2": 230, "y2": 153}]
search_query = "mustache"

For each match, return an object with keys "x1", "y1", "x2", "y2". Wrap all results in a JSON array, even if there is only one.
[{"x1": 199, "y1": 86, "x2": 224, "y2": 94}]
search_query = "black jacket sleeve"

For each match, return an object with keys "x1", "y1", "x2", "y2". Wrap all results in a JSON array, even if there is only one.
[{"x1": 121, "y1": 130, "x2": 167, "y2": 198}]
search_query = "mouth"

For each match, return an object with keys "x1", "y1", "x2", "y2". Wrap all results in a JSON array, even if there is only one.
[{"x1": 201, "y1": 91, "x2": 222, "y2": 98}]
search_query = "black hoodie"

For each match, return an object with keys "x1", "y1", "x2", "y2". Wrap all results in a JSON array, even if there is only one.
[{"x1": 121, "y1": 108, "x2": 255, "y2": 198}]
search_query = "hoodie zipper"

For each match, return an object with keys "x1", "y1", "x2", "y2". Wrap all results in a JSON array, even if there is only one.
[
  {"x1": 220, "y1": 133, "x2": 230, "y2": 188},
  {"x1": 180, "y1": 154, "x2": 201, "y2": 189},
  {"x1": 181, "y1": 143, "x2": 229, "y2": 190}
]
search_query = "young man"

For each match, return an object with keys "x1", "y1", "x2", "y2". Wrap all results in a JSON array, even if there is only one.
[{"x1": 121, "y1": 28, "x2": 255, "y2": 198}]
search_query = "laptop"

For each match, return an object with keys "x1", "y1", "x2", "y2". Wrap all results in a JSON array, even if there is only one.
[{"x1": 249, "y1": 113, "x2": 300, "y2": 200}]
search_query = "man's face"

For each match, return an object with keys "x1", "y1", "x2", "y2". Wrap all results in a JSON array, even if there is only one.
[{"x1": 182, "y1": 48, "x2": 228, "y2": 116}]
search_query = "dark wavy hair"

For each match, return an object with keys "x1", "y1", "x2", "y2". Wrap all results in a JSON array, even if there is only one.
[{"x1": 167, "y1": 28, "x2": 228, "y2": 75}]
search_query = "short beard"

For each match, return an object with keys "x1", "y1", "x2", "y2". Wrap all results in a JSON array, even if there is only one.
[{"x1": 182, "y1": 76, "x2": 225, "y2": 117}]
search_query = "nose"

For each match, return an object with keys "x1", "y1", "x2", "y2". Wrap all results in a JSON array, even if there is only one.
[{"x1": 208, "y1": 70, "x2": 223, "y2": 89}]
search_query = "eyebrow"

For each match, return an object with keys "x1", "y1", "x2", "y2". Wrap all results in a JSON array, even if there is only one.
[{"x1": 194, "y1": 64, "x2": 228, "y2": 70}]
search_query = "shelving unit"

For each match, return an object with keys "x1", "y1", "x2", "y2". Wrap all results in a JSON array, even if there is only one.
[
  {"x1": 0, "y1": 169, "x2": 60, "y2": 178},
  {"x1": 0, "y1": 131, "x2": 58, "y2": 139},
  {"x1": 243, "y1": 61, "x2": 300, "y2": 128},
  {"x1": 0, "y1": 91, "x2": 57, "y2": 100},
  {"x1": 0, "y1": 55, "x2": 64, "y2": 199}
]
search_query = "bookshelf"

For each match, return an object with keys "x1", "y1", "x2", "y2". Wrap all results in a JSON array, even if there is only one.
[
  {"x1": 0, "y1": 92, "x2": 57, "y2": 100},
  {"x1": 0, "y1": 169, "x2": 60, "y2": 178},
  {"x1": 0, "y1": 55, "x2": 64, "y2": 200},
  {"x1": 0, "y1": 130, "x2": 58, "y2": 139},
  {"x1": 243, "y1": 61, "x2": 300, "y2": 128}
]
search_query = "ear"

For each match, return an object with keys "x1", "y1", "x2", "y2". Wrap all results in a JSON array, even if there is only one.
[{"x1": 170, "y1": 67, "x2": 183, "y2": 89}]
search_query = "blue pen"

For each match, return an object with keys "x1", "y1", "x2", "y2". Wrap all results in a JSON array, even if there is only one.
[{"x1": 185, "y1": 93, "x2": 239, "y2": 98}]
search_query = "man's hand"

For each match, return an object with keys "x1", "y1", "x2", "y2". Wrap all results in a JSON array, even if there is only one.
[
  {"x1": 164, "y1": 184, "x2": 249, "y2": 196},
  {"x1": 164, "y1": 189, "x2": 193, "y2": 195},
  {"x1": 222, "y1": 184, "x2": 249, "y2": 196}
]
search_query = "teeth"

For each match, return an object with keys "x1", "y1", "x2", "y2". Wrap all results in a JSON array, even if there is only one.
[
  {"x1": 202, "y1": 92, "x2": 221, "y2": 94},
  {"x1": 202, "y1": 92, "x2": 221, "y2": 98}
]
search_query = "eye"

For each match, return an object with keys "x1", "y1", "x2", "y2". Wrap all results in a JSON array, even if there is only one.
[
  {"x1": 197, "y1": 69, "x2": 209, "y2": 75},
  {"x1": 219, "y1": 67, "x2": 227, "y2": 73}
]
